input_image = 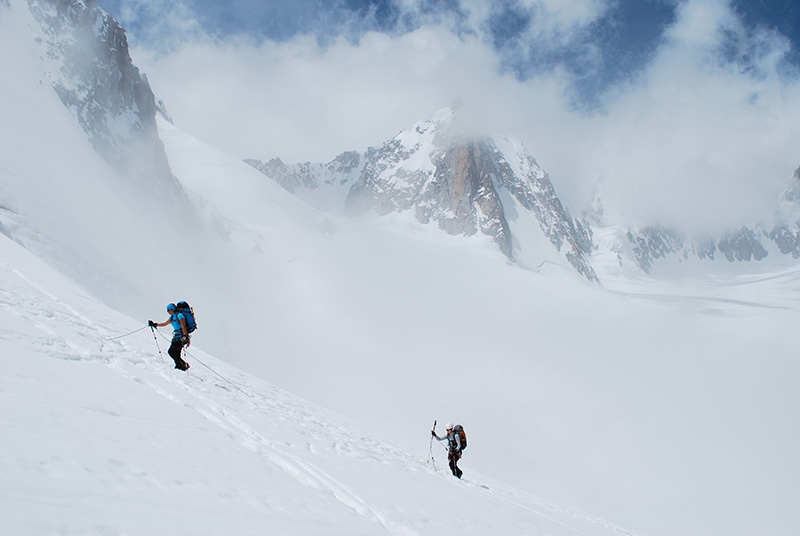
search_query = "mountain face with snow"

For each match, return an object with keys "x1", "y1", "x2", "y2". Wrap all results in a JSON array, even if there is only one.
[
  {"x1": 0, "y1": 0, "x2": 202, "y2": 318},
  {"x1": 766, "y1": 167, "x2": 800, "y2": 258},
  {"x1": 246, "y1": 104, "x2": 800, "y2": 280},
  {"x1": 25, "y1": 0, "x2": 187, "y2": 203},
  {"x1": 247, "y1": 107, "x2": 599, "y2": 282},
  {"x1": 618, "y1": 225, "x2": 769, "y2": 273},
  {"x1": 590, "y1": 169, "x2": 800, "y2": 274},
  {"x1": 248, "y1": 103, "x2": 800, "y2": 280}
]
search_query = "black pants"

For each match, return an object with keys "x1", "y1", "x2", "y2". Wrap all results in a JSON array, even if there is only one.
[
  {"x1": 168, "y1": 338, "x2": 189, "y2": 370},
  {"x1": 448, "y1": 450, "x2": 463, "y2": 478}
]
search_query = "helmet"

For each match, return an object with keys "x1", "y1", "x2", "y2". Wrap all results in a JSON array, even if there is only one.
[
  {"x1": 166, "y1": 303, "x2": 176, "y2": 312},
  {"x1": 446, "y1": 423, "x2": 454, "y2": 431}
]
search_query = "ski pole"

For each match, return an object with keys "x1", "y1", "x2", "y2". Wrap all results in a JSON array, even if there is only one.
[
  {"x1": 428, "y1": 419, "x2": 437, "y2": 470},
  {"x1": 150, "y1": 325, "x2": 165, "y2": 364}
]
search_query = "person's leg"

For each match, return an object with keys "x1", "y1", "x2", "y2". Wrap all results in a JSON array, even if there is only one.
[
  {"x1": 450, "y1": 451, "x2": 463, "y2": 478},
  {"x1": 168, "y1": 339, "x2": 189, "y2": 370}
]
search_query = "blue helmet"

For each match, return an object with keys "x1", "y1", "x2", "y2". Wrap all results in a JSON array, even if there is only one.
[{"x1": 166, "y1": 303, "x2": 176, "y2": 313}]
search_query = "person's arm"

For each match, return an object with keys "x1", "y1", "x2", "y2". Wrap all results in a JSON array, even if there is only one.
[{"x1": 149, "y1": 317, "x2": 171, "y2": 328}]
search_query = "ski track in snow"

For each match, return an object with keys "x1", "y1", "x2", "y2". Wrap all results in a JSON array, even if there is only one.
[
  {"x1": 0, "y1": 260, "x2": 433, "y2": 535},
  {"x1": 0, "y1": 255, "x2": 646, "y2": 536}
]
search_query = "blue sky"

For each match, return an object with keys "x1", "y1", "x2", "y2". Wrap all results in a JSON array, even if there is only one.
[
  {"x1": 97, "y1": 0, "x2": 800, "y2": 231},
  {"x1": 99, "y1": 0, "x2": 800, "y2": 106}
]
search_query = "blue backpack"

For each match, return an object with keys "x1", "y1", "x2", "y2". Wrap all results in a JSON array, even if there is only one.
[{"x1": 175, "y1": 301, "x2": 197, "y2": 333}]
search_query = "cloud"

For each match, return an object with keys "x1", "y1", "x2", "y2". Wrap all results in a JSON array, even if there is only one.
[
  {"x1": 134, "y1": 27, "x2": 495, "y2": 161},
  {"x1": 127, "y1": 0, "x2": 800, "y2": 233},
  {"x1": 551, "y1": 0, "x2": 800, "y2": 231}
]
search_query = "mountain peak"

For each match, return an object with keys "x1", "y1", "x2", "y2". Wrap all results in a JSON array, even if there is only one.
[{"x1": 245, "y1": 105, "x2": 598, "y2": 281}]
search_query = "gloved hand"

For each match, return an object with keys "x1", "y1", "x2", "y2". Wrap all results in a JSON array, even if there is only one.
[
  {"x1": 148, "y1": 320, "x2": 156, "y2": 328},
  {"x1": 180, "y1": 335, "x2": 189, "y2": 345},
  {"x1": 431, "y1": 430, "x2": 436, "y2": 437}
]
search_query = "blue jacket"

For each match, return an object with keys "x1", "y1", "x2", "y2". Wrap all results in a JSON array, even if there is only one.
[{"x1": 170, "y1": 312, "x2": 186, "y2": 337}]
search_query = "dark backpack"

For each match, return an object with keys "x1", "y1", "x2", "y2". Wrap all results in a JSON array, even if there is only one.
[
  {"x1": 175, "y1": 301, "x2": 197, "y2": 333},
  {"x1": 454, "y1": 424, "x2": 467, "y2": 450}
]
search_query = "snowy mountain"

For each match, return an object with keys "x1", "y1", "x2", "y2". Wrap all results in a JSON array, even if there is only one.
[
  {"x1": 248, "y1": 108, "x2": 800, "y2": 280},
  {"x1": 2, "y1": 2, "x2": 800, "y2": 536},
  {"x1": 26, "y1": 0, "x2": 188, "y2": 204},
  {"x1": 585, "y1": 166, "x2": 800, "y2": 275},
  {"x1": 0, "y1": 0, "x2": 201, "y2": 317},
  {"x1": 247, "y1": 106, "x2": 599, "y2": 282}
]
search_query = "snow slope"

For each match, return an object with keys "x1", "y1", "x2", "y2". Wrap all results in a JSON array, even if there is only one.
[
  {"x1": 158, "y1": 120, "x2": 800, "y2": 536},
  {"x1": 0, "y1": 231, "x2": 643, "y2": 536},
  {"x1": 1, "y1": 2, "x2": 799, "y2": 533}
]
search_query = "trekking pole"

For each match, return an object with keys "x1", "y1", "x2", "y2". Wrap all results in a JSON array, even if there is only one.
[
  {"x1": 428, "y1": 419, "x2": 437, "y2": 470},
  {"x1": 149, "y1": 325, "x2": 165, "y2": 364}
]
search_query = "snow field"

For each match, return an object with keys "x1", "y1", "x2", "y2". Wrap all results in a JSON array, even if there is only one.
[{"x1": 0, "y1": 232, "x2": 644, "y2": 536}]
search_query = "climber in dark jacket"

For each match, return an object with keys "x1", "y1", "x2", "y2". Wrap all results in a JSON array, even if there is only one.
[{"x1": 432, "y1": 423, "x2": 463, "y2": 478}]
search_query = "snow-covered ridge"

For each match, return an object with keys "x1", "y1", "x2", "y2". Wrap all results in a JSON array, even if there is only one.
[
  {"x1": 247, "y1": 105, "x2": 599, "y2": 282},
  {"x1": 248, "y1": 104, "x2": 800, "y2": 281}
]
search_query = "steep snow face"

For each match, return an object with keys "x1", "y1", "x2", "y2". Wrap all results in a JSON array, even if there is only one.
[
  {"x1": 0, "y1": 0, "x2": 198, "y2": 319},
  {"x1": 346, "y1": 107, "x2": 598, "y2": 281},
  {"x1": 24, "y1": 0, "x2": 187, "y2": 205},
  {"x1": 248, "y1": 107, "x2": 598, "y2": 282},
  {"x1": 490, "y1": 133, "x2": 596, "y2": 280},
  {"x1": 0, "y1": 231, "x2": 647, "y2": 536},
  {"x1": 168, "y1": 117, "x2": 800, "y2": 536}
]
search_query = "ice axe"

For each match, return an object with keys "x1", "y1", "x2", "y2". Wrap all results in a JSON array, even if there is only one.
[{"x1": 428, "y1": 419, "x2": 437, "y2": 470}]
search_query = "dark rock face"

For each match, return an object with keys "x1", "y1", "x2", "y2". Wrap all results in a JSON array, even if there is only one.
[
  {"x1": 422, "y1": 140, "x2": 513, "y2": 258},
  {"x1": 627, "y1": 226, "x2": 686, "y2": 273},
  {"x1": 247, "y1": 108, "x2": 598, "y2": 281},
  {"x1": 624, "y1": 224, "x2": 773, "y2": 273},
  {"x1": 346, "y1": 136, "x2": 514, "y2": 258},
  {"x1": 29, "y1": 0, "x2": 154, "y2": 163},
  {"x1": 246, "y1": 107, "x2": 800, "y2": 280},
  {"x1": 768, "y1": 225, "x2": 800, "y2": 258},
  {"x1": 620, "y1": 168, "x2": 800, "y2": 272},
  {"x1": 717, "y1": 227, "x2": 769, "y2": 262},
  {"x1": 344, "y1": 113, "x2": 598, "y2": 281},
  {"x1": 27, "y1": 0, "x2": 188, "y2": 204}
]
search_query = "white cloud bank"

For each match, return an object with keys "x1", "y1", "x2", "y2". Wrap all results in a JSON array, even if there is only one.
[{"x1": 131, "y1": 0, "x2": 800, "y2": 232}]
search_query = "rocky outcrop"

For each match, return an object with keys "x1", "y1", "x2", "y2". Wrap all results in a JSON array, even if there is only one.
[
  {"x1": 27, "y1": 0, "x2": 188, "y2": 204},
  {"x1": 249, "y1": 107, "x2": 598, "y2": 282},
  {"x1": 617, "y1": 167, "x2": 800, "y2": 272}
]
